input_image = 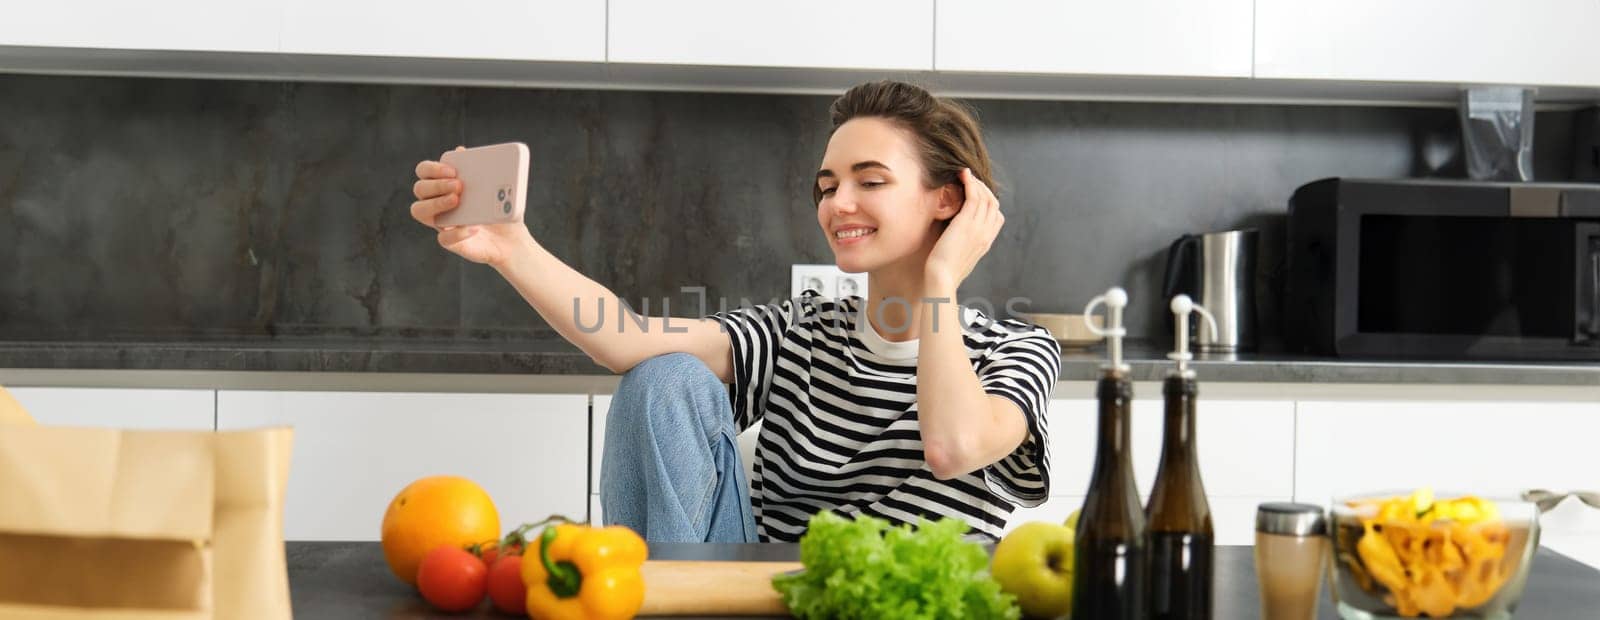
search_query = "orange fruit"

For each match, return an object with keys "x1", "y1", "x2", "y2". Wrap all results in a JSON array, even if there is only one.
[{"x1": 381, "y1": 475, "x2": 500, "y2": 586}]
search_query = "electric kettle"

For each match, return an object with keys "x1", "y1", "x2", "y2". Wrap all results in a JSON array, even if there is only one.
[{"x1": 1162, "y1": 229, "x2": 1259, "y2": 352}]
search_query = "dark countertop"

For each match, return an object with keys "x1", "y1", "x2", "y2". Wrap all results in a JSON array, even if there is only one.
[
  {"x1": 286, "y1": 541, "x2": 1600, "y2": 619},
  {"x1": 2, "y1": 337, "x2": 1597, "y2": 385}
]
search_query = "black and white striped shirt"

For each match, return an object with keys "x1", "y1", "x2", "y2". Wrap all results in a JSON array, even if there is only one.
[{"x1": 712, "y1": 291, "x2": 1060, "y2": 542}]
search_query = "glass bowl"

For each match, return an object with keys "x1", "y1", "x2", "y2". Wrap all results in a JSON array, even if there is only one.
[{"x1": 1327, "y1": 491, "x2": 1540, "y2": 620}]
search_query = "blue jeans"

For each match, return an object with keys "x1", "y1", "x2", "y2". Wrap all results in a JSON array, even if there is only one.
[{"x1": 599, "y1": 352, "x2": 759, "y2": 543}]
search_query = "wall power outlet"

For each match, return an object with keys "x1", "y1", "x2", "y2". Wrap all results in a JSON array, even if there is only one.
[{"x1": 791, "y1": 264, "x2": 868, "y2": 299}]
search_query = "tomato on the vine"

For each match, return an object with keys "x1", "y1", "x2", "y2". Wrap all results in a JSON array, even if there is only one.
[
  {"x1": 416, "y1": 545, "x2": 488, "y2": 612},
  {"x1": 487, "y1": 555, "x2": 527, "y2": 615}
]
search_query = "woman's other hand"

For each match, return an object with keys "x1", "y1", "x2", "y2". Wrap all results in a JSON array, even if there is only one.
[{"x1": 924, "y1": 168, "x2": 1003, "y2": 293}]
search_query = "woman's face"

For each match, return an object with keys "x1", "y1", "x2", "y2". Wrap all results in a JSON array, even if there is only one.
[{"x1": 815, "y1": 117, "x2": 956, "y2": 275}]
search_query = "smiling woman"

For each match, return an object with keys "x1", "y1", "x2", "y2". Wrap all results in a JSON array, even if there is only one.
[{"x1": 409, "y1": 80, "x2": 1060, "y2": 543}]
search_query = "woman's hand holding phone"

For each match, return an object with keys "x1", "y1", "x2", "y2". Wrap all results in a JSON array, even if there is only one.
[
  {"x1": 410, "y1": 146, "x2": 533, "y2": 269},
  {"x1": 407, "y1": 144, "x2": 734, "y2": 380}
]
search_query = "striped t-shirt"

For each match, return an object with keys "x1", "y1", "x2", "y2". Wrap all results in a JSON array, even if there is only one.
[{"x1": 712, "y1": 291, "x2": 1061, "y2": 542}]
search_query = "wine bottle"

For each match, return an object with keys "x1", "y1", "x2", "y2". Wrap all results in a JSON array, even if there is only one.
[
  {"x1": 1146, "y1": 294, "x2": 1216, "y2": 620},
  {"x1": 1072, "y1": 287, "x2": 1147, "y2": 620}
]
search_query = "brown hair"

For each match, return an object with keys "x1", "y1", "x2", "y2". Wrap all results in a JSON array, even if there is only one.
[{"x1": 815, "y1": 80, "x2": 998, "y2": 205}]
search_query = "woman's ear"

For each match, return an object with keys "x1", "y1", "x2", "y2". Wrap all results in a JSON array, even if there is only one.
[{"x1": 932, "y1": 183, "x2": 963, "y2": 221}]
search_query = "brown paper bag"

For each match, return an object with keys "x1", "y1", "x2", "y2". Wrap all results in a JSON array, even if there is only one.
[
  {"x1": 0, "y1": 387, "x2": 34, "y2": 425},
  {"x1": 0, "y1": 418, "x2": 293, "y2": 619}
]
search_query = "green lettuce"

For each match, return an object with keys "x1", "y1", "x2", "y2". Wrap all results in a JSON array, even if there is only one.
[{"x1": 771, "y1": 511, "x2": 1020, "y2": 619}]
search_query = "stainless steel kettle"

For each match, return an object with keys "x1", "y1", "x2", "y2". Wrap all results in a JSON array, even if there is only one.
[{"x1": 1162, "y1": 229, "x2": 1259, "y2": 352}]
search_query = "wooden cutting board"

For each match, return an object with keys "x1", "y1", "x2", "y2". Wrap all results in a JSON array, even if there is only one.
[{"x1": 639, "y1": 560, "x2": 802, "y2": 616}]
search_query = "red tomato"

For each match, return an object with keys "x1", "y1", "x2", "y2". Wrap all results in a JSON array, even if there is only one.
[
  {"x1": 415, "y1": 546, "x2": 488, "y2": 612},
  {"x1": 486, "y1": 555, "x2": 527, "y2": 615}
]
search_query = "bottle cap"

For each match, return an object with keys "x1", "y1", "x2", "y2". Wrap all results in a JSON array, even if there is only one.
[
  {"x1": 1083, "y1": 287, "x2": 1129, "y2": 372},
  {"x1": 1255, "y1": 502, "x2": 1327, "y2": 536},
  {"x1": 1167, "y1": 294, "x2": 1219, "y2": 377}
]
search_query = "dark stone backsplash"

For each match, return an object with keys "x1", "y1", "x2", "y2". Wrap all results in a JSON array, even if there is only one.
[{"x1": 0, "y1": 73, "x2": 1587, "y2": 347}]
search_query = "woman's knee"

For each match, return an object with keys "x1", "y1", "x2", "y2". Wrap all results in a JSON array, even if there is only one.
[
  {"x1": 616, "y1": 352, "x2": 718, "y2": 398},
  {"x1": 608, "y1": 352, "x2": 730, "y2": 436}
]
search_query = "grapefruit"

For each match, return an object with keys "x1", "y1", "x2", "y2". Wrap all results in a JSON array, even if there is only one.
[{"x1": 380, "y1": 475, "x2": 500, "y2": 585}]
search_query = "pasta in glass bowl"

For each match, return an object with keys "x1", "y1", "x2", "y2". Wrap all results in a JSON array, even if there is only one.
[{"x1": 1328, "y1": 489, "x2": 1540, "y2": 620}]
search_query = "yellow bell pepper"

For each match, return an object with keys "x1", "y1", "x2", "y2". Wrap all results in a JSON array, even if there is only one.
[{"x1": 522, "y1": 523, "x2": 648, "y2": 620}]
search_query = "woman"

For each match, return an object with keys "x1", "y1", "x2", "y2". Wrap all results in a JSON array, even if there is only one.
[{"x1": 409, "y1": 81, "x2": 1060, "y2": 543}]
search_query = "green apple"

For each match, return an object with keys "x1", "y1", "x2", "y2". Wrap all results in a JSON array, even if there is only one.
[{"x1": 991, "y1": 521, "x2": 1075, "y2": 619}]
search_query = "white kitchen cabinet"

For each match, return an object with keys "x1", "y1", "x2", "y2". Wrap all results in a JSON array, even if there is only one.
[
  {"x1": 0, "y1": 1, "x2": 278, "y2": 53},
  {"x1": 217, "y1": 390, "x2": 588, "y2": 541},
  {"x1": 6, "y1": 387, "x2": 214, "y2": 430},
  {"x1": 1541, "y1": 500, "x2": 1600, "y2": 570},
  {"x1": 1046, "y1": 397, "x2": 1296, "y2": 500},
  {"x1": 1255, "y1": 0, "x2": 1600, "y2": 88},
  {"x1": 1294, "y1": 400, "x2": 1600, "y2": 501},
  {"x1": 281, "y1": 0, "x2": 604, "y2": 62},
  {"x1": 1004, "y1": 495, "x2": 1271, "y2": 546},
  {"x1": 1036, "y1": 396, "x2": 1294, "y2": 544},
  {"x1": 1045, "y1": 399, "x2": 1104, "y2": 498},
  {"x1": 935, "y1": 0, "x2": 1252, "y2": 78},
  {"x1": 1296, "y1": 400, "x2": 1600, "y2": 569},
  {"x1": 607, "y1": 0, "x2": 934, "y2": 70}
]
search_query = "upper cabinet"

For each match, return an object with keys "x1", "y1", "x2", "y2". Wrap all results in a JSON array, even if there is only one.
[
  {"x1": 935, "y1": 0, "x2": 1253, "y2": 77},
  {"x1": 1255, "y1": 0, "x2": 1600, "y2": 88},
  {"x1": 3, "y1": 0, "x2": 1596, "y2": 103},
  {"x1": 0, "y1": 0, "x2": 279, "y2": 53},
  {"x1": 282, "y1": 0, "x2": 604, "y2": 61},
  {"x1": 607, "y1": 0, "x2": 935, "y2": 70}
]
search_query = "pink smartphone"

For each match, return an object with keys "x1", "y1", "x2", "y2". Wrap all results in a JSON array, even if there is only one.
[{"x1": 435, "y1": 142, "x2": 530, "y2": 227}]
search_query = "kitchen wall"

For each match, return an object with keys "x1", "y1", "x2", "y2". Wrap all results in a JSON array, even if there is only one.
[{"x1": 0, "y1": 74, "x2": 1586, "y2": 346}]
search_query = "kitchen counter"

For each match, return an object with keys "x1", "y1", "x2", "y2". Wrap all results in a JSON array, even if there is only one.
[
  {"x1": 1061, "y1": 342, "x2": 1600, "y2": 386},
  {"x1": 286, "y1": 541, "x2": 1600, "y2": 619},
  {"x1": 1, "y1": 337, "x2": 1596, "y2": 386}
]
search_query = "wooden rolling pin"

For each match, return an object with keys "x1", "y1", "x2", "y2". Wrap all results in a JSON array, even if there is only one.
[{"x1": 639, "y1": 560, "x2": 802, "y2": 616}]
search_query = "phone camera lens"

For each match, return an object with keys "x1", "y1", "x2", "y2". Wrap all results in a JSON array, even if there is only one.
[
  {"x1": 497, "y1": 188, "x2": 507, "y2": 201},
  {"x1": 503, "y1": 201, "x2": 512, "y2": 214}
]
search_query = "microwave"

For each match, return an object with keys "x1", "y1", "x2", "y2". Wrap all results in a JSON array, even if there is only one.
[{"x1": 1284, "y1": 177, "x2": 1600, "y2": 360}]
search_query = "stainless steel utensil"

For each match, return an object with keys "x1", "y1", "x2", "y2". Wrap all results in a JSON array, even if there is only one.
[
  {"x1": 1163, "y1": 229, "x2": 1259, "y2": 352},
  {"x1": 1522, "y1": 489, "x2": 1600, "y2": 513}
]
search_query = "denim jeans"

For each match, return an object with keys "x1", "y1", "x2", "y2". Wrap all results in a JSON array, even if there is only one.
[{"x1": 599, "y1": 352, "x2": 759, "y2": 543}]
